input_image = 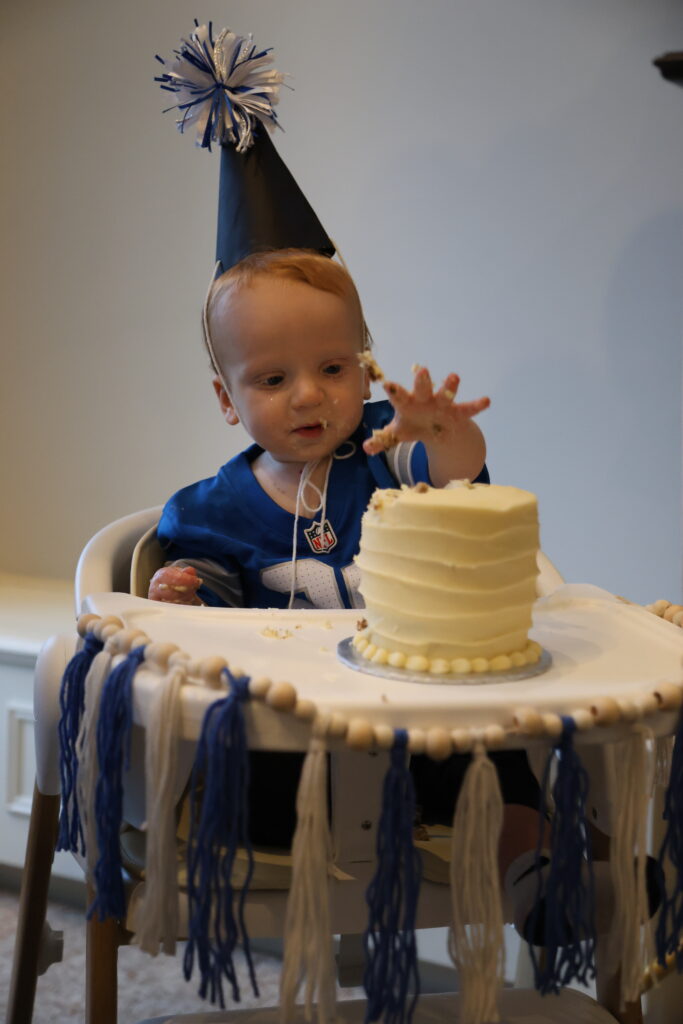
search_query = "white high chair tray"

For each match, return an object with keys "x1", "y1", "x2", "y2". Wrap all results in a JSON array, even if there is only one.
[{"x1": 83, "y1": 583, "x2": 683, "y2": 750}]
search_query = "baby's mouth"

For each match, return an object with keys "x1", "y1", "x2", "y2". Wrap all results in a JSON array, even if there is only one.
[{"x1": 293, "y1": 421, "x2": 327, "y2": 438}]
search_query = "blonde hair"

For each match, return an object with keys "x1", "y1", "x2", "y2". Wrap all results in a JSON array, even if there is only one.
[{"x1": 202, "y1": 248, "x2": 371, "y2": 375}]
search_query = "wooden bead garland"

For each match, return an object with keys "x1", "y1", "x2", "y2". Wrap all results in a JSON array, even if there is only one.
[{"x1": 266, "y1": 682, "x2": 298, "y2": 713}]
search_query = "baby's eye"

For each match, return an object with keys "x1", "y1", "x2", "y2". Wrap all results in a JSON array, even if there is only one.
[
  {"x1": 261, "y1": 374, "x2": 284, "y2": 388},
  {"x1": 322, "y1": 363, "x2": 343, "y2": 376}
]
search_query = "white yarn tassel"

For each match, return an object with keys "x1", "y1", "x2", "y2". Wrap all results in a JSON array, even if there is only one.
[
  {"x1": 134, "y1": 663, "x2": 185, "y2": 956},
  {"x1": 75, "y1": 647, "x2": 113, "y2": 878},
  {"x1": 608, "y1": 728, "x2": 655, "y2": 1008},
  {"x1": 448, "y1": 742, "x2": 504, "y2": 1024},
  {"x1": 280, "y1": 728, "x2": 336, "y2": 1024}
]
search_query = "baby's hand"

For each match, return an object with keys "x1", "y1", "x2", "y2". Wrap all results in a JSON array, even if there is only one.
[
  {"x1": 363, "y1": 366, "x2": 490, "y2": 455},
  {"x1": 148, "y1": 565, "x2": 203, "y2": 605}
]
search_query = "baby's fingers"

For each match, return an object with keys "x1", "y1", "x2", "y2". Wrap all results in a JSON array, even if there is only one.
[
  {"x1": 439, "y1": 373, "x2": 461, "y2": 401},
  {"x1": 457, "y1": 395, "x2": 491, "y2": 418},
  {"x1": 412, "y1": 365, "x2": 434, "y2": 401},
  {"x1": 363, "y1": 424, "x2": 399, "y2": 455},
  {"x1": 384, "y1": 380, "x2": 410, "y2": 406}
]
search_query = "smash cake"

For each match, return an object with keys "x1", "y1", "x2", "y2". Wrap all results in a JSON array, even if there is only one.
[{"x1": 351, "y1": 480, "x2": 543, "y2": 676}]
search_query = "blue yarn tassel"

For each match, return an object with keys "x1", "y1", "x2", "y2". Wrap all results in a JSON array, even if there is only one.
[
  {"x1": 89, "y1": 644, "x2": 146, "y2": 921},
  {"x1": 182, "y1": 671, "x2": 258, "y2": 1008},
  {"x1": 363, "y1": 729, "x2": 422, "y2": 1024},
  {"x1": 529, "y1": 716, "x2": 596, "y2": 994},
  {"x1": 656, "y1": 711, "x2": 683, "y2": 969},
  {"x1": 56, "y1": 631, "x2": 104, "y2": 854}
]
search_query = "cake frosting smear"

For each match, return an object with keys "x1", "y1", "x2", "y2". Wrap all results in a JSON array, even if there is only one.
[{"x1": 352, "y1": 480, "x2": 542, "y2": 675}]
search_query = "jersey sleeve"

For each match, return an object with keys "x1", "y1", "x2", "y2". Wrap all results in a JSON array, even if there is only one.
[{"x1": 157, "y1": 476, "x2": 245, "y2": 608}]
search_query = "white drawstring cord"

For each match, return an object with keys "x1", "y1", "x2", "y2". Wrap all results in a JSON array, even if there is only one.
[{"x1": 288, "y1": 457, "x2": 333, "y2": 608}]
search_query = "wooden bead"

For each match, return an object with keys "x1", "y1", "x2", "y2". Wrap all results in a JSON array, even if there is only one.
[
  {"x1": 169, "y1": 650, "x2": 191, "y2": 667},
  {"x1": 650, "y1": 959, "x2": 668, "y2": 980},
  {"x1": 634, "y1": 692, "x2": 659, "y2": 718},
  {"x1": 408, "y1": 728, "x2": 426, "y2": 754},
  {"x1": 346, "y1": 718, "x2": 375, "y2": 751},
  {"x1": 663, "y1": 604, "x2": 683, "y2": 622},
  {"x1": 95, "y1": 614, "x2": 126, "y2": 640},
  {"x1": 572, "y1": 709, "x2": 595, "y2": 732},
  {"x1": 451, "y1": 728, "x2": 474, "y2": 753},
  {"x1": 373, "y1": 724, "x2": 395, "y2": 750},
  {"x1": 590, "y1": 697, "x2": 621, "y2": 726},
  {"x1": 425, "y1": 727, "x2": 452, "y2": 761},
  {"x1": 651, "y1": 599, "x2": 671, "y2": 617},
  {"x1": 99, "y1": 622, "x2": 121, "y2": 642},
  {"x1": 145, "y1": 642, "x2": 180, "y2": 669},
  {"x1": 294, "y1": 698, "x2": 317, "y2": 721},
  {"x1": 113, "y1": 628, "x2": 147, "y2": 654},
  {"x1": 483, "y1": 724, "x2": 506, "y2": 750},
  {"x1": 654, "y1": 682, "x2": 683, "y2": 711},
  {"x1": 199, "y1": 655, "x2": 228, "y2": 688},
  {"x1": 77, "y1": 613, "x2": 100, "y2": 637},
  {"x1": 512, "y1": 708, "x2": 544, "y2": 736},
  {"x1": 248, "y1": 676, "x2": 272, "y2": 699},
  {"x1": 266, "y1": 681, "x2": 298, "y2": 713},
  {"x1": 326, "y1": 712, "x2": 348, "y2": 738},
  {"x1": 92, "y1": 615, "x2": 124, "y2": 641},
  {"x1": 541, "y1": 713, "x2": 563, "y2": 740},
  {"x1": 672, "y1": 611, "x2": 683, "y2": 628},
  {"x1": 618, "y1": 699, "x2": 638, "y2": 723}
]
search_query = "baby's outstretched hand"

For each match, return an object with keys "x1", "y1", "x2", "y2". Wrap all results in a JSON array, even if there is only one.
[
  {"x1": 148, "y1": 565, "x2": 203, "y2": 605},
  {"x1": 362, "y1": 366, "x2": 490, "y2": 455}
]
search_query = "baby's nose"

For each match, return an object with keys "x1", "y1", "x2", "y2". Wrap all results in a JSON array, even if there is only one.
[{"x1": 291, "y1": 374, "x2": 324, "y2": 406}]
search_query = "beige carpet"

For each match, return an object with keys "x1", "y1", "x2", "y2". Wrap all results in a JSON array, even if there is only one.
[{"x1": 0, "y1": 889, "x2": 365, "y2": 1024}]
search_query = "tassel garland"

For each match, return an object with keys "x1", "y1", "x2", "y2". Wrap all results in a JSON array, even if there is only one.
[
  {"x1": 529, "y1": 716, "x2": 596, "y2": 994},
  {"x1": 74, "y1": 646, "x2": 113, "y2": 877},
  {"x1": 363, "y1": 729, "x2": 421, "y2": 1024},
  {"x1": 183, "y1": 671, "x2": 258, "y2": 1007},
  {"x1": 656, "y1": 712, "x2": 683, "y2": 970},
  {"x1": 280, "y1": 727, "x2": 336, "y2": 1024},
  {"x1": 57, "y1": 631, "x2": 104, "y2": 853},
  {"x1": 90, "y1": 644, "x2": 147, "y2": 921},
  {"x1": 447, "y1": 742, "x2": 504, "y2": 1024},
  {"x1": 135, "y1": 662, "x2": 186, "y2": 956}
]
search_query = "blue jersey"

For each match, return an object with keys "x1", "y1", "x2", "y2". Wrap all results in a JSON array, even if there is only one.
[{"x1": 157, "y1": 400, "x2": 489, "y2": 609}]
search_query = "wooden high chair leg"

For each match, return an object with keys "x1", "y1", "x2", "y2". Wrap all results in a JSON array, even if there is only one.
[
  {"x1": 7, "y1": 785, "x2": 61, "y2": 1024},
  {"x1": 85, "y1": 884, "x2": 122, "y2": 1024}
]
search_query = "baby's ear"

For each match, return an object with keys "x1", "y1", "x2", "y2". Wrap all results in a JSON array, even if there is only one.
[
  {"x1": 212, "y1": 376, "x2": 240, "y2": 426},
  {"x1": 362, "y1": 367, "x2": 371, "y2": 400}
]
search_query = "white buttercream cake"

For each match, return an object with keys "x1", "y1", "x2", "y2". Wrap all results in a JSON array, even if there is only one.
[{"x1": 352, "y1": 480, "x2": 542, "y2": 675}]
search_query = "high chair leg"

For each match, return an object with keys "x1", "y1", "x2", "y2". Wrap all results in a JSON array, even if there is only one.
[
  {"x1": 85, "y1": 884, "x2": 121, "y2": 1024},
  {"x1": 6, "y1": 784, "x2": 61, "y2": 1024}
]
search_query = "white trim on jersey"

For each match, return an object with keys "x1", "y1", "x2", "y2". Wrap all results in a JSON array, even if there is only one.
[{"x1": 386, "y1": 440, "x2": 419, "y2": 486}]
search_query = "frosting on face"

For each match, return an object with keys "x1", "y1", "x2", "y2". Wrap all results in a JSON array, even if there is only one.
[{"x1": 353, "y1": 482, "x2": 540, "y2": 666}]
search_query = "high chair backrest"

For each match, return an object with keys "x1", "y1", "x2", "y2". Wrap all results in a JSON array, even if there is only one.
[{"x1": 74, "y1": 506, "x2": 162, "y2": 612}]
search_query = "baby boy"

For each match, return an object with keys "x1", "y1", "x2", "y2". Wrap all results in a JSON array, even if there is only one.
[{"x1": 149, "y1": 248, "x2": 490, "y2": 609}]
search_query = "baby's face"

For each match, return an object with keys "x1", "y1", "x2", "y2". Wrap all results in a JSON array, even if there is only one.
[{"x1": 212, "y1": 275, "x2": 369, "y2": 466}]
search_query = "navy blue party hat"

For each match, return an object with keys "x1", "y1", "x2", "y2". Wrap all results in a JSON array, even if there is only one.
[{"x1": 156, "y1": 20, "x2": 334, "y2": 271}]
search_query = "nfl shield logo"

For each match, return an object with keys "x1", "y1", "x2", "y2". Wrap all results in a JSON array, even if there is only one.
[{"x1": 304, "y1": 518, "x2": 337, "y2": 554}]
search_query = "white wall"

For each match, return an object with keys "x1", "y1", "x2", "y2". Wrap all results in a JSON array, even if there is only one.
[{"x1": 2, "y1": 0, "x2": 682, "y2": 604}]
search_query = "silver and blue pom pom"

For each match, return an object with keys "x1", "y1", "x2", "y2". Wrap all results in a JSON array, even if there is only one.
[{"x1": 155, "y1": 20, "x2": 285, "y2": 152}]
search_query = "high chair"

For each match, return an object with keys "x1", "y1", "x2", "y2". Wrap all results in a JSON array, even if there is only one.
[{"x1": 7, "y1": 508, "x2": 676, "y2": 1024}]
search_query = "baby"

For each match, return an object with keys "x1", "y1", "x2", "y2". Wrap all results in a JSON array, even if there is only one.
[
  {"x1": 148, "y1": 248, "x2": 572, "y2": 943},
  {"x1": 149, "y1": 248, "x2": 490, "y2": 609}
]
